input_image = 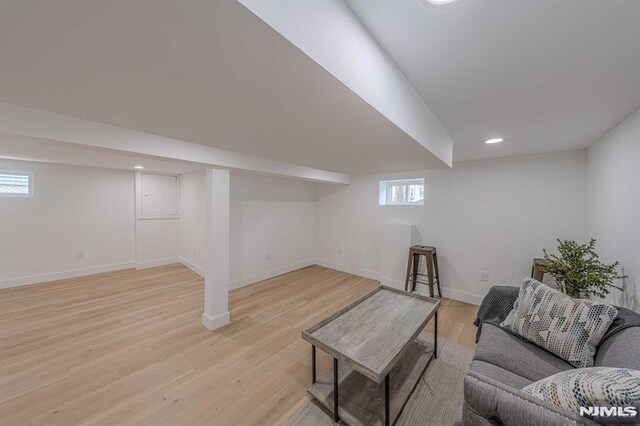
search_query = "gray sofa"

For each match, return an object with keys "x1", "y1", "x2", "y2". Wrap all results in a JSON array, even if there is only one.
[{"x1": 457, "y1": 288, "x2": 640, "y2": 426}]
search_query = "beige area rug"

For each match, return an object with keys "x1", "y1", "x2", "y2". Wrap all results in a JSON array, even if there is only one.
[{"x1": 286, "y1": 336, "x2": 474, "y2": 426}]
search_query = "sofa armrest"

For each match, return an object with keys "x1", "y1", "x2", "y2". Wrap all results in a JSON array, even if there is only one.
[
  {"x1": 475, "y1": 285, "x2": 520, "y2": 342},
  {"x1": 463, "y1": 371, "x2": 599, "y2": 426}
]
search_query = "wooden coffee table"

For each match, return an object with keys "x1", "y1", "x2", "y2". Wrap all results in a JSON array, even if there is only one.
[{"x1": 302, "y1": 286, "x2": 440, "y2": 426}]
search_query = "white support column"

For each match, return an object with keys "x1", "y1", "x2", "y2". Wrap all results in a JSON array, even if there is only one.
[{"x1": 202, "y1": 168, "x2": 231, "y2": 330}]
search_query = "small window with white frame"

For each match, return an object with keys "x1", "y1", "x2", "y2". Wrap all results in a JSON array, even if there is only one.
[
  {"x1": 0, "y1": 170, "x2": 33, "y2": 197},
  {"x1": 379, "y1": 178, "x2": 424, "y2": 206}
]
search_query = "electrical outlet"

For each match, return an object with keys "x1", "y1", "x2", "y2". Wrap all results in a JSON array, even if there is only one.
[
  {"x1": 338, "y1": 247, "x2": 343, "y2": 256},
  {"x1": 76, "y1": 251, "x2": 85, "y2": 259},
  {"x1": 266, "y1": 253, "x2": 272, "y2": 261},
  {"x1": 193, "y1": 249, "x2": 197, "y2": 257},
  {"x1": 480, "y1": 271, "x2": 489, "y2": 282}
]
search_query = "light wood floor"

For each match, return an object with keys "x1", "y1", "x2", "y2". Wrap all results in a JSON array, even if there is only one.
[{"x1": 0, "y1": 264, "x2": 478, "y2": 425}]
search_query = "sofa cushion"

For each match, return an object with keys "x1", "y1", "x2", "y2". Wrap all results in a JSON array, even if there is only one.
[
  {"x1": 470, "y1": 360, "x2": 532, "y2": 389},
  {"x1": 595, "y1": 326, "x2": 640, "y2": 370},
  {"x1": 501, "y1": 278, "x2": 617, "y2": 368},
  {"x1": 523, "y1": 367, "x2": 640, "y2": 419},
  {"x1": 475, "y1": 322, "x2": 574, "y2": 382},
  {"x1": 463, "y1": 371, "x2": 599, "y2": 425},
  {"x1": 460, "y1": 401, "x2": 499, "y2": 426}
]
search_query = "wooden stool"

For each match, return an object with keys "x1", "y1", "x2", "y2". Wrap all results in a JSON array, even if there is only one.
[{"x1": 404, "y1": 245, "x2": 441, "y2": 297}]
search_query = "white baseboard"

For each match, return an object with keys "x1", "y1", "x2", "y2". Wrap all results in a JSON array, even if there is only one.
[
  {"x1": 229, "y1": 259, "x2": 315, "y2": 290},
  {"x1": 135, "y1": 257, "x2": 180, "y2": 270},
  {"x1": 313, "y1": 259, "x2": 380, "y2": 281},
  {"x1": 314, "y1": 258, "x2": 484, "y2": 306},
  {"x1": 381, "y1": 279, "x2": 484, "y2": 305},
  {"x1": 380, "y1": 276, "x2": 406, "y2": 290},
  {"x1": 0, "y1": 261, "x2": 136, "y2": 290},
  {"x1": 179, "y1": 257, "x2": 206, "y2": 277},
  {"x1": 440, "y1": 288, "x2": 483, "y2": 306},
  {"x1": 202, "y1": 311, "x2": 230, "y2": 331}
]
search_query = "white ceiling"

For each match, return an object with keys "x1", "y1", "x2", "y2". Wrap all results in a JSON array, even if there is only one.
[
  {"x1": 346, "y1": 0, "x2": 640, "y2": 162},
  {"x1": 1, "y1": 0, "x2": 638, "y2": 171},
  {"x1": 0, "y1": 135, "x2": 201, "y2": 175},
  {"x1": 0, "y1": 0, "x2": 446, "y2": 175}
]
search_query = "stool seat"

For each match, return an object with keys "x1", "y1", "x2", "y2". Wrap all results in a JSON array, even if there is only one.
[
  {"x1": 410, "y1": 245, "x2": 436, "y2": 255},
  {"x1": 405, "y1": 245, "x2": 441, "y2": 298}
]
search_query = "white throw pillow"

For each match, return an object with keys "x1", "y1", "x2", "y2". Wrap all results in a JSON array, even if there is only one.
[
  {"x1": 501, "y1": 278, "x2": 617, "y2": 368},
  {"x1": 523, "y1": 367, "x2": 640, "y2": 420}
]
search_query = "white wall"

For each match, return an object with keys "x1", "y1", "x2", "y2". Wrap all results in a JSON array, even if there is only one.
[
  {"x1": 587, "y1": 108, "x2": 640, "y2": 311},
  {"x1": 178, "y1": 170, "x2": 317, "y2": 289},
  {"x1": 0, "y1": 159, "x2": 135, "y2": 288},
  {"x1": 5, "y1": 146, "x2": 613, "y2": 313},
  {"x1": 316, "y1": 150, "x2": 588, "y2": 304},
  {"x1": 1, "y1": 159, "x2": 317, "y2": 292},
  {"x1": 135, "y1": 219, "x2": 180, "y2": 267},
  {"x1": 229, "y1": 172, "x2": 316, "y2": 289}
]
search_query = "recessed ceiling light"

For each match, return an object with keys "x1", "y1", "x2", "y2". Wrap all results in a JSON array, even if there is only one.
[
  {"x1": 134, "y1": 166, "x2": 145, "y2": 170},
  {"x1": 485, "y1": 138, "x2": 504, "y2": 144},
  {"x1": 425, "y1": 0, "x2": 457, "y2": 5}
]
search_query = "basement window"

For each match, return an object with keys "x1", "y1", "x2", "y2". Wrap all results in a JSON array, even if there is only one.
[
  {"x1": 379, "y1": 178, "x2": 424, "y2": 206},
  {"x1": 0, "y1": 171, "x2": 33, "y2": 197}
]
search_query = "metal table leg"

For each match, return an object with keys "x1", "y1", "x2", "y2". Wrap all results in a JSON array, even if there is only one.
[
  {"x1": 312, "y1": 345, "x2": 316, "y2": 384},
  {"x1": 385, "y1": 373, "x2": 390, "y2": 426},
  {"x1": 434, "y1": 311, "x2": 438, "y2": 359},
  {"x1": 333, "y1": 358, "x2": 339, "y2": 422}
]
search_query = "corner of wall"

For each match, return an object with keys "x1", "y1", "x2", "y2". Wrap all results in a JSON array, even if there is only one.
[{"x1": 179, "y1": 257, "x2": 207, "y2": 278}]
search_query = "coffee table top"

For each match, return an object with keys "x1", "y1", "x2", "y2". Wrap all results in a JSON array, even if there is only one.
[{"x1": 302, "y1": 286, "x2": 439, "y2": 383}]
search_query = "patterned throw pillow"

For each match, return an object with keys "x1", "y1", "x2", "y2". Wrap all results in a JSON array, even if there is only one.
[
  {"x1": 501, "y1": 278, "x2": 617, "y2": 368},
  {"x1": 523, "y1": 367, "x2": 640, "y2": 417}
]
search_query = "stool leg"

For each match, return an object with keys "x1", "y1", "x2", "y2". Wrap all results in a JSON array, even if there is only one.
[
  {"x1": 426, "y1": 253, "x2": 434, "y2": 298},
  {"x1": 433, "y1": 252, "x2": 442, "y2": 297},
  {"x1": 412, "y1": 253, "x2": 420, "y2": 293},
  {"x1": 404, "y1": 250, "x2": 414, "y2": 292}
]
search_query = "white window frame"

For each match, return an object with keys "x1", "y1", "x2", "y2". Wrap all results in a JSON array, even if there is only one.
[
  {"x1": 379, "y1": 178, "x2": 425, "y2": 206},
  {"x1": 0, "y1": 170, "x2": 34, "y2": 197}
]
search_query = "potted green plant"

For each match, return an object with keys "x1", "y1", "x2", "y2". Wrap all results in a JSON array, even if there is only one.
[{"x1": 542, "y1": 239, "x2": 626, "y2": 299}]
